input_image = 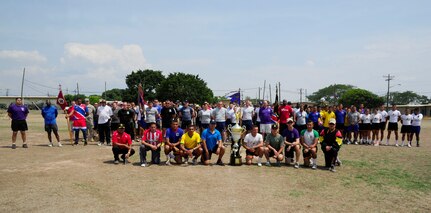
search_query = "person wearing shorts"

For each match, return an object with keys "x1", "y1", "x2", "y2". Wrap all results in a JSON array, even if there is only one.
[
  {"x1": 347, "y1": 106, "x2": 360, "y2": 144},
  {"x1": 198, "y1": 102, "x2": 211, "y2": 133},
  {"x1": 41, "y1": 100, "x2": 61, "y2": 147},
  {"x1": 179, "y1": 100, "x2": 194, "y2": 130},
  {"x1": 294, "y1": 104, "x2": 307, "y2": 134},
  {"x1": 371, "y1": 108, "x2": 382, "y2": 146},
  {"x1": 259, "y1": 101, "x2": 273, "y2": 139},
  {"x1": 161, "y1": 100, "x2": 178, "y2": 137},
  {"x1": 243, "y1": 125, "x2": 264, "y2": 166},
  {"x1": 411, "y1": 108, "x2": 423, "y2": 147},
  {"x1": 211, "y1": 101, "x2": 228, "y2": 142},
  {"x1": 201, "y1": 120, "x2": 225, "y2": 166},
  {"x1": 278, "y1": 100, "x2": 293, "y2": 135},
  {"x1": 282, "y1": 118, "x2": 301, "y2": 169},
  {"x1": 164, "y1": 120, "x2": 184, "y2": 165},
  {"x1": 400, "y1": 109, "x2": 413, "y2": 147},
  {"x1": 264, "y1": 123, "x2": 285, "y2": 166},
  {"x1": 335, "y1": 104, "x2": 346, "y2": 142},
  {"x1": 378, "y1": 105, "x2": 388, "y2": 143},
  {"x1": 386, "y1": 105, "x2": 401, "y2": 146},
  {"x1": 360, "y1": 109, "x2": 372, "y2": 144},
  {"x1": 7, "y1": 98, "x2": 29, "y2": 149},
  {"x1": 180, "y1": 125, "x2": 202, "y2": 165},
  {"x1": 300, "y1": 121, "x2": 319, "y2": 169}
]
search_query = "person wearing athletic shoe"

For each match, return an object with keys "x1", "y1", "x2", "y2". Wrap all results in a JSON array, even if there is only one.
[
  {"x1": 161, "y1": 100, "x2": 178, "y2": 139},
  {"x1": 179, "y1": 100, "x2": 195, "y2": 130},
  {"x1": 66, "y1": 98, "x2": 88, "y2": 146},
  {"x1": 319, "y1": 118, "x2": 342, "y2": 172},
  {"x1": 211, "y1": 101, "x2": 229, "y2": 142},
  {"x1": 300, "y1": 121, "x2": 319, "y2": 169},
  {"x1": 411, "y1": 108, "x2": 423, "y2": 147},
  {"x1": 144, "y1": 101, "x2": 160, "y2": 130},
  {"x1": 41, "y1": 100, "x2": 61, "y2": 147},
  {"x1": 294, "y1": 104, "x2": 307, "y2": 134},
  {"x1": 278, "y1": 100, "x2": 294, "y2": 135},
  {"x1": 241, "y1": 100, "x2": 255, "y2": 134},
  {"x1": 243, "y1": 125, "x2": 265, "y2": 166},
  {"x1": 282, "y1": 118, "x2": 301, "y2": 168},
  {"x1": 118, "y1": 102, "x2": 136, "y2": 141},
  {"x1": 400, "y1": 109, "x2": 413, "y2": 147},
  {"x1": 164, "y1": 120, "x2": 184, "y2": 165},
  {"x1": 84, "y1": 98, "x2": 96, "y2": 142},
  {"x1": 97, "y1": 100, "x2": 113, "y2": 146},
  {"x1": 347, "y1": 106, "x2": 360, "y2": 144},
  {"x1": 259, "y1": 101, "x2": 273, "y2": 140},
  {"x1": 112, "y1": 124, "x2": 135, "y2": 164},
  {"x1": 334, "y1": 104, "x2": 346, "y2": 143},
  {"x1": 197, "y1": 102, "x2": 211, "y2": 133},
  {"x1": 386, "y1": 105, "x2": 401, "y2": 146},
  {"x1": 308, "y1": 106, "x2": 322, "y2": 132},
  {"x1": 360, "y1": 108, "x2": 372, "y2": 145},
  {"x1": 8, "y1": 98, "x2": 29, "y2": 149},
  {"x1": 321, "y1": 105, "x2": 336, "y2": 131},
  {"x1": 140, "y1": 123, "x2": 163, "y2": 167},
  {"x1": 378, "y1": 105, "x2": 389, "y2": 144},
  {"x1": 371, "y1": 108, "x2": 382, "y2": 146},
  {"x1": 264, "y1": 123, "x2": 285, "y2": 167},
  {"x1": 201, "y1": 120, "x2": 225, "y2": 166},
  {"x1": 180, "y1": 125, "x2": 202, "y2": 165}
]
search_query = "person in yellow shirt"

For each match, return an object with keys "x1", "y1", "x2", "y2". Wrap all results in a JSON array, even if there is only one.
[
  {"x1": 321, "y1": 106, "x2": 336, "y2": 130},
  {"x1": 180, "y1": 125, "x2": 202, "y2": 165}
]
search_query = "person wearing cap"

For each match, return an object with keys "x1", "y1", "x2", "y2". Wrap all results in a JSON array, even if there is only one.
[
  {"x1": 300, "y1": 121, "x2": 319, "y2": 169},
  {"x1": 140, "y1": 122, "x2": 163, "y2": 167},
  {"x1": 112, "y1": 124, "x2": 135, "y2": 164},
  {"x1": 180, "y1": 125, "x2": 202, "y2": 165},
  {"x1": 264, "y1": 123, "x2": 285, "y2": 166},
  {"x1": 211, "y1": 101, "x2": 229, "y2": 142},
  {"x1": 41, "y1": 100, "x2": 61, "y2": 147},
  {"x1": 179, "y1": 100, "x2": 195, "y2": 130},
  {"x1": 97, "y1": 99, "x2": 113, "y2": 146},
  {"x1": 278, "y1": 99, "x2": 293, "y2": 135},
  {"x1": 319, "y1": 118, "x2": 342, "y2": 172},
  {"x1": 282, "y1": 118, "x2": 301, "y2": 168},
  {"x1": 84, "y1": 98, "x2": 96, "y2": 142},
  {"x1": 243, "y1": 125, "x2": 265, "y2": 166},
  {"x1": 66, "y1": 98, "x2": 89, "y2": 146},
  {"x1": 201, "y1": 120, "x2": 225, "y2": 166},
  {"x1": 164, "y1": 119, "x2": 184, "y2": 165}
]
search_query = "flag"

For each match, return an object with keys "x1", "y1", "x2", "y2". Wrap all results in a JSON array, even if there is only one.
[
  {"x1": 138, "y1": 83, "x2": 146, "y2": 107},
  {"x1": 56, "y1": 90, "x2": 68, "y2": 110},
  {"x1": 226, "y1": 91, "x2": 240, "y2": 104}
]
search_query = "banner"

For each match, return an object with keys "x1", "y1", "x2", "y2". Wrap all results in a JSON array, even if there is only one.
[
  {"x1": 226, "y1": 91, "x2": 240, "y2": 104},
  {"x1": 138, "y1": 83, "x2": 146, "y2": 107},
  {"x1": 56, "y1": 90, "x2": 68, "y2": 110}
]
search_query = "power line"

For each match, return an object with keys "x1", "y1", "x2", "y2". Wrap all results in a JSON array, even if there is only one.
[{"x1": 24, "y1": 79, "x2": 58, "y2": 90}]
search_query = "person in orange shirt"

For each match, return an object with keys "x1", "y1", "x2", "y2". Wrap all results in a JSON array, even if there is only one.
[{"x1": 112, "y1": 124, "x2": 135, "y2": 164}]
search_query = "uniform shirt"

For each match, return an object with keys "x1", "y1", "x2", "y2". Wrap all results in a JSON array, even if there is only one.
[
  {"x1": 118, "y1": 109, "x2": 135, "y2": 124},
  {"x1": 211, "y1": 107, "x2": 228, "y2": 122},
  {"x1": 308, "y1": 111, "x2": 321, "y2": 123},
  {"x1": 278, "y1": 105, "x2": 293, "y2": 124},
  {"x1": 388, "y1": 110, "x2": 401, "y2": 123},
  {"x1": 322, "y1": 111, "x2": 336, "y2": 127},
  {"x1": 7, "y1": 104, "x2": 29, "y2": 120},
  {"x1": 379, "y1": 110, "x2": 388, "y2": 122},
  {"x1": 72, "y1": 104, "x2": 88, "y2": 121},
  {"x1": 412, "y1": 113, "x2": 423, "y2": 126},
  {"x1": 295, "y1": 111, "x2": 307, "y2": 125},
  {"x1": 348, "y1": 111, "x2": 360, "y2": 125},
  {"x1": 282, "y1": 128, "x2": 300, "y2": 143},
  {"x1": 361, "y1": 114, "x2": 372, "y2": 124},
  {"x1": 259, "y1": 107, "x2": 273, "y2": 124},
  {"x1": 227, "y1": 108, "x2": 238, "y2": 123},
  {"x1": 165, "y1": 128, "x2": 184, "y2": 144},
  {"x1": 180, "y1": 132, "x2": 201, "y2": 149},
  {"x1": 198, "y1": 109, "x2": 211, "y2": 124},
  {"x1": 201, "y1": 128, "x2": 221, "y2": 150},
  {"x1": 241, "y1": 106, "x2": 254, "y2": 121},
  {"x1": 301, "y1": 129, "x2": 319, "y2": 146},
  {"x1": 265, "y1": 133, "x2": 284, "y2": 150},
  {"x1": 161, "y1": 107, "x2": 177, "y2": 124},
  {"x1": 86, "y1": 104, "x2": 95, "y2": 119},
  {"x1": 142, "y1": 129, "x2": 163, "y2": 146},
  {"x1": 180, "y1": 106, "x2": 193, "y2": 121},
  {"x1": 112, "y1": 131, "x2": 132, "y2": 146},
  {"x1": 335, "y1": 109, "x2": 346, "y2": 124},
  {"x1": 371, "y1": 113, "x2": 382, "y2": 124},
  {"x1": 41, "y1": 105, "x2": 58, "y2": 125},
  {"x1": 401, "y1": 114, "x2": 413, "y2": 125},
  {"x1": 97, "y1": 105, "x2": 113, "y2": 124},
  {"x1": 145, "y1": 106, "x2": 158, "y2": 123},
  {"x1": 244, "y1": 133, "x2": 263, "y2": 148}
]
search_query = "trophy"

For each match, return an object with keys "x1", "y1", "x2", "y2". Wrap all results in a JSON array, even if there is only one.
[{"x1": 227, "y1": 114, "x2": 245, "y2": 166}]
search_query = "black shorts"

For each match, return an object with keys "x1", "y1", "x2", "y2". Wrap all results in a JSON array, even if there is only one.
[
  {"x1": 379, "y1": 122, "x2": 387, "y2": 130},
  {"x1": 162, "y1": 120, "x2": 171, "y2": 129},
  {"x1": 242, "y1": 120, "x2": 253, "y2": 131},
  {"x1": 302, "y1": 147, "x2": 318, "y2": 158},
  {"x1": 181, "y1": 120, "x2": 192, "y2": 129},
  {"x1": 371, "y1": 123, "x2": 380, "y2": 130},
  {"x1": 358, "y1": 123, "x2": 364, "y2": 131},
  {"x1": 45, "y1": 124, "x2": 58, "y2": 133},
  {"x1": 336, "y1": 123, "x2": 345, "y2": 131},
  {"x1": 268, "y1": 149, "x2": 283, "y2": 158},
  {"x1": 11, "y1": 120, "x2": 28, "y2": 132},
  {"x1": 201, "y1": 145, "x2": 219, "y2": 161},
  {"x1": 362, "y1": 123, "x2": 371, "y2": 131},
  {"x1": 200, "y1": 123, "x2": 209, "y2": 130},
  {"x1": 388, "y1": 122, "x2": 398, "y2": 131},
  {"x1": 246, "y1": 149, "x2": 259, "y2": 156},
  {"x1": 401, "y1": 125, "x2": 412, "y2": 134}
]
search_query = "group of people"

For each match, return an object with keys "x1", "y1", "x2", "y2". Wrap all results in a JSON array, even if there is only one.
[{"x1": 6, "y1": 97, "x2": 424, "y2": 172}]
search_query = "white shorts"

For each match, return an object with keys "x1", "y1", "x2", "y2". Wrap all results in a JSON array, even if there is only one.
[{"x1": 260, "y1": 124, "x2": 272, "y2": 134}]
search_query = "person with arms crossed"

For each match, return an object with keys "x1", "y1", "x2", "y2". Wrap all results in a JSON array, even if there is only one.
[
  {"x1": 386, "y1": 105, "x2": 401, "y2": 146},
  {"x1": 400, "y1": 109, "x2": 413, "y2": 147},
  {"x1": 41, "y1": 100, "x2": 61, "y2": 147},
  {"x1": 411, "y1": 108, "x2": 423, "y2": 147},
  {"x1": 371, "y1": 108, "x2": 382, "y2": 146}
]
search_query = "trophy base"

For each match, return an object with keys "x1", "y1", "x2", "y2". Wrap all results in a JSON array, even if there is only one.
[{"x1": 229, "y1": 156, "x2": 242, "y2": 166}]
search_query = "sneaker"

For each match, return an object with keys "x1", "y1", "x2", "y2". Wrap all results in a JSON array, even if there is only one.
[
  {"x1": 165, "y1": 160, "x2": 171, "y2": 166},
  {"x1": 11, "y1": 144, "x2": 16, "y2": 149},
  {"x1": 168, "y1": 153, "x2": 175, "y2": 159},
  {"x1": 336, "y1": 159, "x2": 342, "y2": 166},
  {"x1": 312, "y1": 164, "x2": 317, "y2": 170},
  {"x1": 84, "y1": 141, "x2": 88, "y2": 146},
  {"x1": 276, "y1": 161, "x2": 281, "y2": 167},
  {"x1": 330, "y1": 165, "x2": 336, "y2": 172},
  {"x1": 97, "y1": 142, "x2": 102, "y2": 146},
  {"x1": 58, "y1": 142, "x2": 63, "y2": 147},
  {"x1": 408, "y1": 143, "x2": 412, "y2": 148},
  {"x1": 48, "y1": 143, "x2": 53, "y2": 147},
  {"x1": 90, "y1": 138, "x2": 94, "y2": 142},
  {"x1": 216, "y1": 160, "x2": 225, "y2": 166},
  {"x1": 374, "y1": 143, "x2": 379, "y2": 147},
  {"x1": 73, "y1": 143, "x2": 78, "y2": 146},
  {"x1": 265, "y1": 162, "x2": 271, "y2": 167},
  {"x1": 141, "y1": 163, "x2": 147, "y2": 167},
  {"x1": 114, "y1": 160, "x2": 119, "y2": 164},
  {"x1": 184, "y1": 161, "x2": 189, "y2": 165},
  {"x1": 347, "y1": 140, "x2": 351, "y2": 145},
  {"x1": 106, "y1": 143, "x2": 111, "y2": 146},
  {"x1": 395, "y1": 144, "x2": 399, "y2": 147},
  {"x1": 22, "y1": 144, "x2": 28, "y2": 148},
  {"x1": 192, "y1": 158, "x2": 197, "y2": 165},
  {"x1": 354, "y1": 141, "x2": 358, "y2": 145},
  {"x1": 257, "y1": 162, "x2": 262, "y2": 167},
  {"x1": 294, "y1": 163, "x2": 299, "y2": 169},
  {"x1": 417, "y1": 142, "x2": 420, "y2": 147}
]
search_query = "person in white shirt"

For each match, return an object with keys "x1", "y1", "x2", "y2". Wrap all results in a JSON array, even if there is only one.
[
  {"x1": 400, "y1": 109, "x2": 413, "y2": 147},
  {"x1": 197, "y1": 103, "x2": 212, "y2": 133},
  {"x1": 360, "y1": 109, "x2": 372, "y2": 144},
  {"x1": 97, "y1": 100, "x2": 113, "y2": 146},
  {"x1": 371, "y1": 108, "x2": 382, "y2": 146},
  {"x1": 386, "y1": 105, "x2": 401, "y2": 146},
  {"x1": 411, "y1": 108, "x2": 423, "y2": 147},
  {"x1": 240, "y1": 100, "x2": 255, "y2": 133},
  {"x1": 378, "y1": 105, "x2": 389, "y2": 144},
  {"x1": 243, "y1": 125, "x2": 264, "y2": 166},
  {"x1": 294, "y1": 104, "x2": 308, "y2": 134}
]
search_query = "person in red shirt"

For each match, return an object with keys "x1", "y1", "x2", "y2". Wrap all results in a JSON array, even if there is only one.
[
  {"x1": 112, "y1": 124, "x2": 135, "y2": 164},
  {"x1": 140, "y1": 122, "x2": 163, "y2": 167},
  {"x1": 278, "y1": 100, "x2": 293, "y2": 134}
]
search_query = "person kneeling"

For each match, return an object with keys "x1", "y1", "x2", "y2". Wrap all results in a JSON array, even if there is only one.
[
  {"x1": 112, "y1": 124, "x2": 135, "y2": 164},
  {"x1": 180, "y1": 125, "x2": 202, "y2": 165},
  {"x1": 201, "y1": 120, "x2": 225, "y2": 166},
  {"x1": 320, "y1": 119, "x2": 342, "y2": 172},
  {"x1": 140, "y1": 123, "x2": 162, "y2": 167},
  {"x1": 243, "y1": 125, "x2": 265, "y2": 166},
  {"x1": 300, "y1": 121, "x2": 319, "y2": 170},
  {"x1": 264, "y1": 123, "x2": 285, "y2": 167}
]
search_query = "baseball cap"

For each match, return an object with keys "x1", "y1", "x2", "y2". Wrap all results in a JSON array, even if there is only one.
[
  {"x1": 84, "y1": 98, "x2": 89, "y2": 102},
  {"x1": 329, "y1": 118, "x2": 336, "y2": 124},
  {"x1": 282, "y1": 99, "x2": 287, "y2": 103},
  {"x1": 118, "y1": 124, "x2": 126, "y2": 129},
  {"x1": 271, "y1": 123, "x2": 278, "y2": 129},
  {"x1": 287, "y1": 118, "x2": 294, "y2": 123},
  {"x1": 210, "y1": 119, "x2": 217, "y2": 124}
]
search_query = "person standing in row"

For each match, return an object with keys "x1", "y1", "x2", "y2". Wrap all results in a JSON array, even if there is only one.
[
  {"x1": 259, "y1": 101, "x2": 273, "y2": 140},
  {"x1": 41, "y1": 100, "x2": 61, "y2": 147},
  {"x1": 66, "y1": 98, "x2": 88, "y2": 146},
  {"x1": 386, "y1": 105, "x2": 401, "y2": 146},
  {"x1": 97, "y1": 100, "x2": 113, "y2": 146},
  {"x1": 198, "y1": 102, "x2": 212, "y2": 133},
  {"x1": 179, "y1": 100, "x2": 194, "y2": 130},
  {"x1": 118, "y1": 102, "x2": 136, "y2": 141},
  {"x1": 8, "y1": 98, "x2": 29, "y2": 149},
  {"x1": 400, "y1": 109, "x2": 413, "y2": 147},
  {"x1": 160, "y1": 100, "x2": 178, "y2": 138},
  {"x1": 378, "y1": 105, "x2": 388, "y2": 144},
  {"x1": 211, "y1": 101, "x2": 228, "y2": 142},
  {"x1": 84, "y1": 98, "x2": 96, "y2": 142},
  {"x1": 278, "y1": 100, "x2": 294, "y2": 136},
  {"x1": 411, "y1": 108, "x2": 423, "y2": 147}
]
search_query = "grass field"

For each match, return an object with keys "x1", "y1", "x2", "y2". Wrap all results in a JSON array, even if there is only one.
[{"x1": 0, "y1": 110, "x2": 430, "y2": 212}]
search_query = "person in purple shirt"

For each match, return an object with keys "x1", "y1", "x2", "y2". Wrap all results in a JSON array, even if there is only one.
[
  {"x1": 259, "y1": 101, "x2": 273, "y2": 139},
  {"x1": 7, "y1": 98, "x2": 29, "y2": 149},
  {"x1": 334, "y1": 104, "x2": 347, "y2": 142},
  {"x1": 282, "y1": 118, "x2": 301, "y2": 168}
]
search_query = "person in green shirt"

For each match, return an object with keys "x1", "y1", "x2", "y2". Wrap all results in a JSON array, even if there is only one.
[{"x1": 264, "y1": 123, "x2": 285, "y2": 167}]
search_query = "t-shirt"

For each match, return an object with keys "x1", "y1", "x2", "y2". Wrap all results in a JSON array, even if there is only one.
[
  {"x1": 161, "y1": 107, "x2": 177, "y2": 124},
  {"x1": 278, "y1": 105, "x2": 293, "y2": 124},
  {"x1": 165, "y1": 128, "x2": 184, "y2": 144},
  {"x1": 41, "y1": 106, "x2": 58, "y2": 125},
  {"x1": 348, "y1": 111, "x2": 360, "y2": 125},
  {"x1": 335, "y1": 109, "x2": 346, "y2": 124},
  {"x1": 211, "y1": 107, "x2": 228, "y2": 122},
  {"x1": 72, "y1": 104, "x2": 88, "y2": 121},
  {"x1": 145, "y1": 106, "x2": 158, "y2": 123},
  {"x1": 322, "y1": 111, "x2": 336, "y2": 127},
  {"x1": 180, "y1": 106, "x2": 193, "y2": 121},
  {"x1": 308, "y1": 111, "x2": 320, "y2": 123},
  {"x1": 371, "y1": 113, "x2": 382, "y2": 124},
  {"x1": 361, "y1": 114, "x2": 372, "y2": 124},
  {"x1": 112, "y1": 131, "x2": 132, "y2": 146},
  {"x1": 198, "y1": 109, "x2": 211, "y2": 124},
  {"x1": 255, "y1": 108, "x2": 261, "y2": 122},
  {"x1": 401, "y1": 114, "x2": 413, "y2": 125},
  {"x1": 282, "y1": 128, "x2": 300, "y2": 143},
  {"x1": 259, "y1": 107, "x2": 273, "y2": 124},
  {"x1": 388, "y1": 110, "x2": 401, "y2": 123},
  {"x1": 86, "y1": 104, "x2": 95, "y2": 119},
  {"x1": 301, "y1": 129, "x2": 319, "y2": 146},
  {"x1": 379, "y1": 110, "x2": 388, "y2": 122},
  {"x1": 242, "y1": 106, "x2": 254, "y2": 121},
  {"x1": 97, "y1": 105, "x2": 113, "y2": 124},
  {"x1": 201, "y1": 128, "x2": 221, "y2": 150},
  {"x1": 180, "y1": 132, "x2": 201, "y2": 149},
  {"x1": 227, "y1": 108, "x2": 237, "y2": 123},
  {"x1": 7, "y1": 104, "x2": 29, "y2": 121},
  {"x1": 142, "y1": 129, "x2": 163, "y2": 146},
  {"x1": 118, "y1": 109, "x2": 134, "y2": 124},
  {"x1": 412, "y1": 113, "x2": 423, "y2": 126},
  {"x1": 265, "y1": 133, "x2": 284, "y2": 150},
  {"x1": 244, "y1": 133, "x2": 263, "y2": 147},
  {"x1": 295, "y1": 111, "x2": 307, "y2": 125}
]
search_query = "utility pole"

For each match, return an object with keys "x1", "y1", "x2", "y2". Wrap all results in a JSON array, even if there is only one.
[
  {"x1": 20, "y1": 68, "x2": 25, "y2": 102},
  {"x1": 299, "y1": 88, "x2": 303, "y2": 104},
  {"x1": 258, "y1": 87, "x2": 261, "y2": 101},
  {"x1": 76, "y1": 83, "x2": 80, "y2": 95},
  {"x1": 6, "y1": 88, "x2": 9, "y2": 96},
  {"x1": 269, "y1": 84, "x2": 272, "y2": 103},
  {"x1": 384, "y1": 74, "x2": 395, "y2": 108},
  {"x1": 278, "y1": 82, "x2": 281, "y2": 102},
  {"x1": 104, "y1": 81, "x2": 107, "y2": 100},
  {"x1": 263, "y1": 80, "x2": 266, "y2": 101}
]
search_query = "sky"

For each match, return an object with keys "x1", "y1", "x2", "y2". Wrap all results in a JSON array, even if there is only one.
[{"x1": 1, "y1": 0, "x2": 430, "y2": 102}]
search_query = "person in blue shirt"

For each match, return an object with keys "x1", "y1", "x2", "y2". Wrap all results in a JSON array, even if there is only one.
[
  {"x1": 201, "y1": 120, "x2": 226, "y2": 166},
  {"x1": 334, "y1": 104, "x2": 347, "y2": 143},
  {"x1": 164, "y1": 120, "x2": 184, "y2": 165},
  {"x1": 41, "y1": 100, "x2": 61, "y2": 147}
]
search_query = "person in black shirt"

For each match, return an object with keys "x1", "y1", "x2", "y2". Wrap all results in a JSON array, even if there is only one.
[
  {"x1": 117, "y1": 102, "x2": 136, "y2": 140},
  {"x1": 161, "y1": 100, "x2": 178, "y2": 136}
]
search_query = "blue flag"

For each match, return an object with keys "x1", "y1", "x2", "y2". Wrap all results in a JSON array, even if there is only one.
[{"x1": 227, "y1": 92, "x2": 240, "y2": 104}]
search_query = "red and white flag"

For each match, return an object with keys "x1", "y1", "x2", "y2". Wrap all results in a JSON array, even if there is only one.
[{"x1": 57, "y1": 90, "x2": 68, "y2": 110}]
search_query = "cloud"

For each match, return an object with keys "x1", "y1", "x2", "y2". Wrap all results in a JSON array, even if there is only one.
[
  {"x1": 306, "y1": 59, "x2": 315, "y2": 66},
  {"x1": 0, "y1": 50, "x2": 47, "y2": 63}
]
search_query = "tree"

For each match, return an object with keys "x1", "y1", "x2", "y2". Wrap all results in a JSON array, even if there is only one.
[
  {"x1": 88, "y1": 95, "x2": 102, "y2": 104},
  {"x1": 307, "y1": 84, "x2": 355, "y2": 105},
  {"x1": 123, "y1": 69, "x2": 165, "y2": 102},
  {"x1": 390, "y1": 91, "x2": 430, "y2": 105},
  {"x1": 64, "y1": 94, "x2": 86, "y2": 104},
  {"x1": 156, "y1": 72, "x2": 213, "y2": 104},
  {"x1": 339, "y1": 89, "x2": 384, "y2": 109},
  {"x1": 101, "y1": 88, "x2": 124, "y2": 101}
]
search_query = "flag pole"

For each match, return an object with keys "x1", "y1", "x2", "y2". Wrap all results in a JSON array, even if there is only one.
[{"x1": 59, "y1": 84, "x2": 73, "y2": 144}]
